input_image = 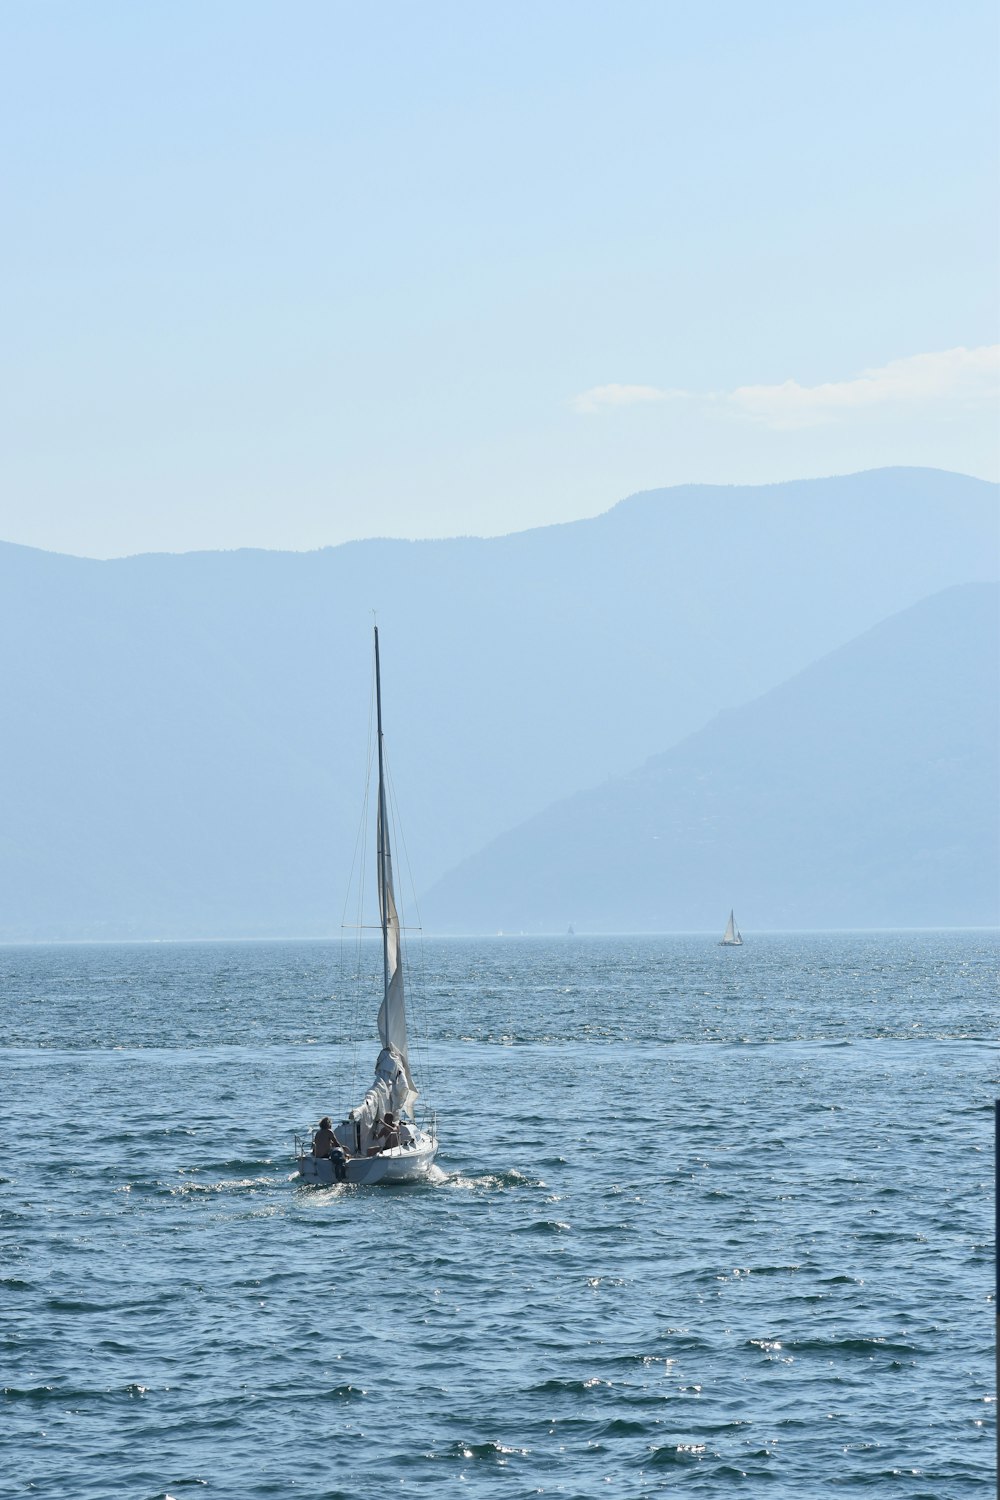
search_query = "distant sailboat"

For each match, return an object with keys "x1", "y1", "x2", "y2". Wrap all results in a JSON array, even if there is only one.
[{"x1": 719, "y1": 909, "x2": 743, "y2": 946}]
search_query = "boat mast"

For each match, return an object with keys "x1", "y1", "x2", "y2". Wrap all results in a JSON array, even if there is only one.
[{"x1": 374, "y1": 626, "x2": 390, "y2": 1010}]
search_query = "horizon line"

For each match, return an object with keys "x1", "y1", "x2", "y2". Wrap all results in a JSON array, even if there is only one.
[{"x1": 1, "y1": 925, "x2": 997, "y2": 947}]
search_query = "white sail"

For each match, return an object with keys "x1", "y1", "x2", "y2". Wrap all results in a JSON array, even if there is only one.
[
  {"x1": 721, "y1": 909, "x2": 743, "y2": 945},
  {"x1": 372, "y1": 628, "x2": 418, "y2": 1114},
  {"x1": 376, "y1": 793, "x2": 417, "y2": 1108},
  {"x1": 336, "y1": 1045, "x2": 414, "y2": 1154}
]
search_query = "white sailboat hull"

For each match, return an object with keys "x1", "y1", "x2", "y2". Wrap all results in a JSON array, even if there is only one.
[{"x1": 297, "y1": 1130, "x2": 437, "y2": 1187}]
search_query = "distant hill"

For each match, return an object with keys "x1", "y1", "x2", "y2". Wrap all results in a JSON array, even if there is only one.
[
  {"x1": 422, "y1": 583, "x2": 1000, "y2": 932},
  {"x1": 0, "y1": 468, "x2": 996, "y2": 939}
]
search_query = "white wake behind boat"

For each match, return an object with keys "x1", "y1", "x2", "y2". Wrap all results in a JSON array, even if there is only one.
[
  {"x1": 296, "y1": 627, "x2": 437, "y2": 1187},
  {"x1": 719, "y1": 909, "x2": 744, "y2": 946}
]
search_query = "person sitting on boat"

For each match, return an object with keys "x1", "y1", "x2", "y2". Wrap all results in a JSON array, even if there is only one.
[
  {"x1": 367, "y1": 1111, "x2": 401, "y2": 1155},
  {"x1": 313, "y1": 1117, "x2": 337, "y2": 1158}
]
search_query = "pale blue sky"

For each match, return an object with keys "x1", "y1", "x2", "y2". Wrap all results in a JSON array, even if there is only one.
[{"x1": 1, "y1": 1, "x2": 997, "y2": 556}]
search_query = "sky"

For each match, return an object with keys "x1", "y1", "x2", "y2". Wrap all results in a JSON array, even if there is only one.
[{"x1": 0, "y1": 0, "x2": 997, "y2": 558}]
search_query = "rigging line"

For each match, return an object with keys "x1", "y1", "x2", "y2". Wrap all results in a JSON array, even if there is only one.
[
  {"x1": 382, "y1": 750, "x2": 412, "y2": 980},
  {"x1": 391, "y1": 784, "x2": 432, "y2": 1098},
  {"x1": 339, "y1": 653, "x2": 377, "y2": 1113},
  {"x1": 384, "y1": 745, "x2": 426, "y2": 940},
  {"x1": 358, "y1": 682, "x2": 380, "y2": 1095},
  {"x1": 341, "y1": 924, "x2": 423, "y2": 932},
  {"x1": 341, "y1": 736, "x2": 368, "y2": 1119},
  {"x1": 343, "y1": 662, "x2": 378, "y2": 1093},
  {"x1": 374, "y1": 624, "x2": 391, "y2": 1017},
  {"x1": 383, "y1": 748, "x2": 431, "y2": 1092},
  {"x1": 343, "y1": 748, "x2": 373, "y2": 1122},
  {"x1": 349, "y1": 661, "x2": 378, "y2": 1111},
  {"x1": 350, "y1": 759, "x2": 371, "y2": 1108},
  {"x1": 380, "y1": 748, "x2": 422, "y2": 1094},
  {"x1": 411, "y1": 903, "x2": 431, "y2": 1113},
  {"x1": 338, "y1": 680, "x2": 373, "y2": 1115},
  {"x1": 384, "y1": 748, "x2": 433, "y2": 1100},
  {"x1": 340, "y1": 685, "x2": 378, "y2": 932}
]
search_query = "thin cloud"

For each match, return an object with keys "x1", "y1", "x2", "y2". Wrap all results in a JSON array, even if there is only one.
[
  {"x1": 732, "y1": 345, "x2": 1000, "y2": 430},
  {"x1": 571, "y1": 345, "x2": 1000, "y2": 429},
  {"x1": 569, "y1": 383, "x2": 687, "y2": 414}
]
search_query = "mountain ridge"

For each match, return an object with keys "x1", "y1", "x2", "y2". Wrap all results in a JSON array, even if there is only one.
[
  {"x1": 0, "y1": 467, "x2": 995, "y2": 940},
  {"x1": 2, "y1": 464, "x2": 994, "y2": 563},
  {"x1": 421, "y1": 581, "x2": 999, "y2": 933}
]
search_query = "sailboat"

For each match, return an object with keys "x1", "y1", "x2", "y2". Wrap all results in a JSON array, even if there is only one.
[
  {"x1": 296, "y1": 627, "x2": 438, "y2": 1186},
  {"x1": 719, "y1": 909, "x2": 743, "y2": 946}
]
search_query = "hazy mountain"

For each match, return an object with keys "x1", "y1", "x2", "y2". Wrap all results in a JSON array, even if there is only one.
[
  {"x1": 422, "y1": 583, "x2": 1000, "y2": 933},
  {"x1": 0, "y1": 467, "x2": 996, "y2": 939}
]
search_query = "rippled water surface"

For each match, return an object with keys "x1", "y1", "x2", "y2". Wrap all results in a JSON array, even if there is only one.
[{"x1": 1, "y1": 933, "x2": 996, "y2": 1498}]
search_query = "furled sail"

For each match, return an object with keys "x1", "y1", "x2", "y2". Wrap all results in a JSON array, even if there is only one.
[{"x1": 335, "y1": 1046, "x2": 414, "y2": 1154}]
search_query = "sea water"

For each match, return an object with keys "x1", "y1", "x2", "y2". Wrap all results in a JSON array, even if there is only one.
[{"x1": 1, "y1": 933, "x2": 996, "y2": 1498}]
